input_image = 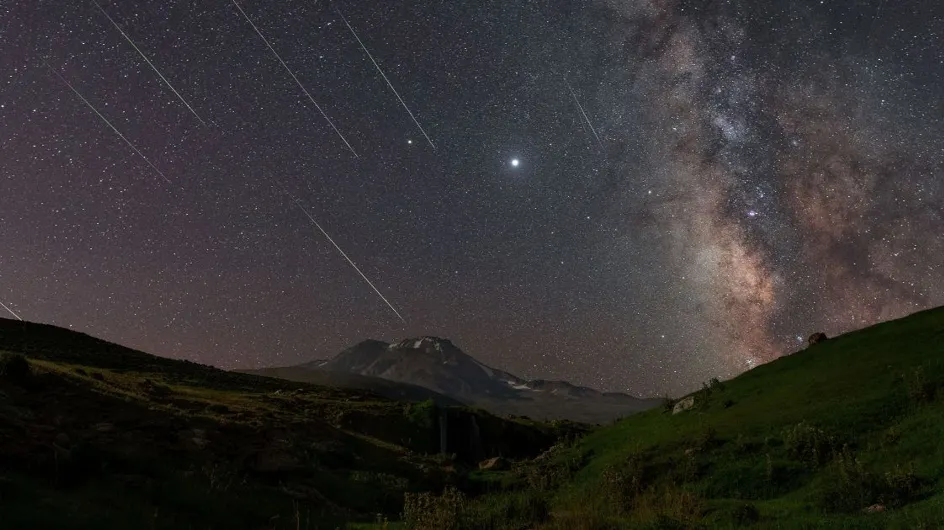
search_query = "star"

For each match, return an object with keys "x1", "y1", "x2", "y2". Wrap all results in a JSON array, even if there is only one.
[{"x1": 510, "y1": 158, "x2": 520, "y2": 167}]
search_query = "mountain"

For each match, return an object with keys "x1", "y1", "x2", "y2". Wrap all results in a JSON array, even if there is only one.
[{"x1": 290, "y1": 336, "x2": 662, "y2": 424}]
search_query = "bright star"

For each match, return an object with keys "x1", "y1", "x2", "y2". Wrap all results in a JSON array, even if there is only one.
[
  {"x1": 407, "y1": 139, "x2": 413, "y2": 145},
  {"x1": 510, "y1": 158, "x2": 520, "y2": 167}
]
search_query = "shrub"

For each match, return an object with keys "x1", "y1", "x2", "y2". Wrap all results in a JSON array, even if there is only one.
[
  {"x1": 692, "y1": 425, "x2": 718, "y2": 453},
  {"x1": 881, "y1": 464, "x2": 922, "y2": 507},
  {"x1": 406, "y1": 400, "x2": 437, "y2": 431},
  {"x1": 402, "y1": 487, "x2": 466, "y2": 530},
  {"x1": 600, "y1": 454, "x2": 648, "y2": 512},
  {"x1": 524, "y1": 450, "x2": 585, "y2": 491},
  {"x1": 0, "y1": 353, "x2": 31, "y2": 384},
  {"x1": 816, "y1": 448, "x2": 922, "y2": 513},
  {"x1": 670, "y1": 452, "x2": 700, "y2": 485},
  {"x1": 642, "y1": 487, "x2": 705, "y2": 527},
  {"x1": 816, "y1": 447, "x2": 880, "y2": 512},
  {"x1": 783, "y1": 422, "x2": 838, "y2": 466},
  {"x1": 904, "y1": 368, "x2": 937, "y2": 404},
  {"x1": 466, "y1": 490, "x2": 550, "y2": 528}
]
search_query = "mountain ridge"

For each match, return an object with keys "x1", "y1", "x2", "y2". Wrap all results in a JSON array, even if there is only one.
[{"x1": 286, "y1": 335, "x2": 662, "y2": 424}]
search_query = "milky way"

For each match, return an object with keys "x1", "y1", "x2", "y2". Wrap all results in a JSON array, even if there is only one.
[
  {"x1": 1, "y1": 0, "x2": 941, "y2": 396},
  {"x1": 597, "y1": 0, "x2": 943, "y2": 384}
]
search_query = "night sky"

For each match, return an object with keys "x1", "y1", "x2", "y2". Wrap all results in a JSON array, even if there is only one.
[{"x1": 1, "y1": 0, "x2": 942, "y2": 396}]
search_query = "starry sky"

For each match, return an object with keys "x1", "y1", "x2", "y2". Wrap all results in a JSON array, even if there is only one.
[{"x1": 1, "y1": 0, "x2": 942, "y2": 396}]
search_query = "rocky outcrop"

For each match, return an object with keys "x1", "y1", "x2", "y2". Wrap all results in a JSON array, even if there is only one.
[
  {"x1": 672, "y1": 396, "x2": 695, "y2": 414},
  {"x1": 807, "y1": 332, "x2": 828, "y2": 347}
]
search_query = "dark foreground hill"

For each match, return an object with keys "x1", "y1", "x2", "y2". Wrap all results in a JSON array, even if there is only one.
[
  {"x1": 0, "y1": 318, "x2": 582, "y2": 529},
  {"x1": 246, "y1": 336, "x2": 662, "y2": 424}
]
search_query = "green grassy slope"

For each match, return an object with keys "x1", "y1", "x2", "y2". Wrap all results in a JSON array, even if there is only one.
[
  {"x1": 396, "y1": 307, "x2": 944, "y2": 529},
  {"x1": 0, "y1": 318, "x2": 574, "y2": 529}
]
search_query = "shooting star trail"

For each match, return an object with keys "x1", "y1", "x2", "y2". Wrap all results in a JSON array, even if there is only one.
[
  {"x1": 47, "y1": 64, "x2": 172, "y2": 185},
  {"x1": 565, "y1": 80, "x2": 603, "y2": 148},
  {"x1": 92, "y1": 0, "x2": 206, "y2": 126},
  {"x1": 278, "y1": 186, "x2": 406, "y2": 324},
  {"x1": 336, "y1": 8, "x2": 436, "y2": 150},
  {"x1": 0, "y1": 301, "x2": 22, "y2": 321},
  {"x1": 231, "y1": 0, "x2": 358, "y2": 158}
]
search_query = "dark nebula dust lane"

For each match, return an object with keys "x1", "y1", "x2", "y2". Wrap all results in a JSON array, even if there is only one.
[{"x1": 0, "y1": 0, "x2": 942, "y2": 396}]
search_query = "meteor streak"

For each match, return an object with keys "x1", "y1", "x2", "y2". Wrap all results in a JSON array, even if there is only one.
[
  {"x1": 47, "y1": 65, "x2": 172, "y2": 185},
  {"x1": 92, "y1": 0, "x2": 206, "y2": 126},
  {"x1": 565, "y1": 80, "x2": 603, "y2": 148},
  {"x1": 336, "y1": 8, "x2": 436, "y2": 150},
  {"x1": 0, "y1": 300, "x2": 22, "y2": 321},
  {"x1": 231, "y1": 0, "x2": 358, "y2": 158},
  {"x1": 279, "y1": 187, "x2": 406, "y2": 324}
]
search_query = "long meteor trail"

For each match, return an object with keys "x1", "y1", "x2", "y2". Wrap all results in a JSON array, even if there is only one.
[
  {"x1": 281, "y1": 188, "x2": 406, "y2": 324},
  {"x1": 47, "y1": 65, "x2": 172, "y2": 185},
  {"x1": 93, "y1": 0, "x2": 206, "y2": 126},
  {"x1": 0, "y1": 301, "x2": 22, "y2": 321},
  {"x1": 337, "y1": 8, "x2": 436, "y2": 150},
  {"x1": 231, "y1": 0, "x2": 358, "y2": 158},
  {"x1": 565, "y1": 80, "x2": 603, "y2": 148}
]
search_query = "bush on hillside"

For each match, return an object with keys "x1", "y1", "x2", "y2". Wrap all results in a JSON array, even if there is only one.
[
  {"x1": 692, "y1": 425, "x2": 719, "y2": 454},
  {"x1": 0, "y1": 353, "x2": 31, "y2": 384},
  {"x1": 783, "y1": 422, "x2": 839, "y2": 466},
  {"x1": 904, "y1": 367, "x2": 938, "y2": 404},
  {"x1": 524, "y1": 449, "x2": 586, "y2": 491},
  {"x1": 402, "y1": 486, "x2": 466, "y2": 530},
  {"x1": 464, "y1": 490, "x2": 550, "y2": 529},
  {"x1": 816, "y1": 447, "x2": 923, "y2": 513},
  {"x1": 600, "y1": 453, "x2": 649, "y2": 513},
  {"x1": 406, "y1": 400, "x2": 437, "y2": 431}
]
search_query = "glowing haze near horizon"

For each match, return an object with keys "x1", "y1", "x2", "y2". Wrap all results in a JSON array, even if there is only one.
[{"x1": 1, "y1": 0, "x2": 942, "y2": 396}]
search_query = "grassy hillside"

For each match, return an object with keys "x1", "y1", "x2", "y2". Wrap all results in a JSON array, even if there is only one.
[
  {"x1": 386, "y1": 306, "x2": 944, "y2": 529},
  {"x1": 0, "y1": 318, "x2": 578, "y2": 529}
]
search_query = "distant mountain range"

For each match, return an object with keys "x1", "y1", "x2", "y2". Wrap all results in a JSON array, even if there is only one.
[{"x1": 244, "y1": 336, "x2": 662, "y2": 424}]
